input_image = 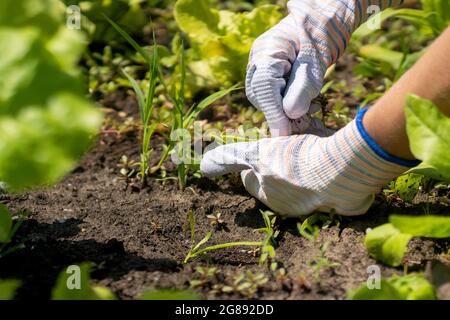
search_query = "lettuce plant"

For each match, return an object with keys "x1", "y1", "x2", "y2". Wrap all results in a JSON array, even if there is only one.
[
  {"x1": 350, "y1": 273, "x2": 436, "y2": 300},
  {"x1": 0, "y1": 0, "x2": 102, "y2": 191},
  {"x1": 405, "y1": 95, "x2": 450, "y2": 180},
  {"x1": 365, "y1": 215, "x2": 450, "y2": 267},
  {"x1": 174, "y1": 0, "x2": 282, "y2": 90}
]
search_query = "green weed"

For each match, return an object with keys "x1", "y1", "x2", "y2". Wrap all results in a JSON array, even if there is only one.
[{"x1": 184, "y1": 209, "x2": 261, "y2": 263}]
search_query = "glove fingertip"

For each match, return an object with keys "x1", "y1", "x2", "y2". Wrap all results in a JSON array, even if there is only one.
[{"x1": 282, "y1": 92, "x2": 311, "y2": 119}]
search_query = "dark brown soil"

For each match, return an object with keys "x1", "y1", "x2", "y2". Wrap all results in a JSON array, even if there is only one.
[{"x1": 1, "y1": 64, "x2": 449, "y2": 301}]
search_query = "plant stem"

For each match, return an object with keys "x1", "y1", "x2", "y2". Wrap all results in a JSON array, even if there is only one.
[{"x1": 184, "y1": 241, "x2": 262, "y2": 263}]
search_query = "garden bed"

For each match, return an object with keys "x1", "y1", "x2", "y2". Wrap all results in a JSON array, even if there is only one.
[{"x1": 2, "y1": 84, "x2": 448, "y2": 300}]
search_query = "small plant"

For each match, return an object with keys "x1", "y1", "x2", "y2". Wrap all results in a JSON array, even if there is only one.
[
  {"x1": 154, "y1": 43, "x2": 241, "y2": 189},
  {"x1": 189, "y1": 266, "x2": 220, "y2": 289},
  {"x1": 297, "y1": 212, "x2": 341, "y2": 242},
  {"x1": 206, "y1": 212, "x2": 225, "y2": 229},
  {"x1": 183, "y1": 209, "x2": 261, "y2": 263},
  {"x1": 117, "y1": 155, "x2": 139, "y2": 182},
  {"x1": 212, "y1": 271, "x2": 268, "y2": 299},
  {"x1": 257, "y1": 210, "x2": 280, "y2": 271},
  {"x1": 308, "y1": 243, "x2": 340, "y2": 282},
  {"x1": 107, "y1": 16, "x2": 160, "y2": 186},
  {"x1": 107, "y1": 17, "x2": 240, "y2": 189},
  {"x1": 0, "y1": 205, "x2": 27, "y2": 259}
]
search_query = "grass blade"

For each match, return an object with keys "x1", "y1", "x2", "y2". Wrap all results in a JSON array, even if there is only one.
[
  {"x1": 143, "y1": 32, "x2": 159, "y2": 125},
  {"x1": 122, "y1": 69, "x2": 145, "y2": 121},
  {"x1": 192, "y1": 230, "x2": 214, "y2": 252},
  {"x1": 104, "y1": 15, "x2": 151, "y2": 65},
  {"x1": 184, "y1": 84, "x2": 242, "y2": 128},
  {"x1": 193, "y1": 242, "x2": 262, "y2": 257}
]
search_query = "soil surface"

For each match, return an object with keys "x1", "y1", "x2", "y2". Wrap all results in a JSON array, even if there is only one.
[{"x1": 1, "y1": 58, "x2": 449, "y2": 300}]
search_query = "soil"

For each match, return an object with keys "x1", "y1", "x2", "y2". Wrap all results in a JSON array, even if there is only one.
[{"x1": 1, "y1": 59, "x2": 449, "y2": 301}]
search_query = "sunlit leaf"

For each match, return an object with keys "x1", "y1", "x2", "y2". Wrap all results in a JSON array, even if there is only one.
[
  {"x1": 390, "y1": 215, "x2": 450, "y2": 239},
  {"x1": 405, "y1": 95, "x2": 450, "y2": 180},
  {"x1": 364, "y1": 223, "x2": 412, "y2": 266}
]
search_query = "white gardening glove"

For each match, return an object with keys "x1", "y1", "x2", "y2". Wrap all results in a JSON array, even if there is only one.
[
  {"x1": 201, "y1": 108, "x2": 419, "y2": 217},
  {"x1": 246, "y1": 0, "x2": 404, "y2": 136}
]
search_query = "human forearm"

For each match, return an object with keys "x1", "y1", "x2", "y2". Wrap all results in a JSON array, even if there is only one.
[{"x1": 363, "y1": 27, "x2": 450, "y2": 160}]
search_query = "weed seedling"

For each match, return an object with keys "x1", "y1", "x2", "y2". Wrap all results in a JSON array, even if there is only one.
[
  {"x1": 154, "y1": 44, "x2": 241, "y2": 189},
  {"x1": 117, "y1": 155, "x2": 139, "y2": 183},
  {"x1": 257, "y1": 210, "x2": 280, "y2": 271},
  {"x1": 0, "y1": 205, "x2": 27, "y2": 258},
  {"x1": 206, "y1": 212, "x2": 225, "y2": 229},
  {"x1": 183, "y1": 209, "x2": 261, "y2": 263},
  {"x1": 189, "y1": 266, "x2": 220, "y2": 289},
  {"x1": 308, "y1": 242, "x2": 340, "y2": 282},
  {"x1": 106, "y1": 16, "x2": 159, "y2": 186},
  {"x1": 212, "y1": 271, "x2": 268, "y2": 299},
  {"x1": 297, "y1": 212, "x2": 341, "y2": 242}
]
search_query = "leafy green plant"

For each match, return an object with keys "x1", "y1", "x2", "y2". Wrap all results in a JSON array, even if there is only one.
[
  {"x1": 405, "y1": 95, "x2": 450, "y2": 180},
  {"x1": 0, "y1": 0, "x2": 103, "y2": 191},
  {"x1": 365, "y1": 215, "x2": 450, "y2": 266},
  {"x1": 154, "y1": 44, "x2": 241, "y2": 189},
  {"x1": 106, "y1": 16, "x2": 159, "y2": 185},
  {"x1": 297, "y1": 213, "x2": 341, "y2": 242},
  {"x1": 390, "y1": 215, "x2": 450, "y2": 238},
  {"x1": 173, "y1": 0, "x2": 282, "y2": 92},
  {"x1": 189, "y1": 266, "x2": 221, "y2": 289},
  {"x1": 257, "y1": 210, "x2": 280, "y2": 271},
  {"x1": 392, "y1": 173, "x2": 429, "y2": 202},
  {"x1": 184, "y1": 209, "x2": 262, "y2": 263},
  {"x1": 51, "y1": 263, "x2": 116, "y2": 300},
  {"x1": 107, "y1": 17, "x2": 240, "y2": 189},
  {"x1": 350, "y1": 273, "x2": 436, "y2": 300},
  {"x1": 308, "y1": 242, "x2": 340, "y2": 282},
  {"x1": 212, "y1": 271, "x2": 268, "y2": 299},
  {"x1": 365, "y1": 223, "x2": 412, "y2": 267},
  {"x1": 0, "y1": 279, "x2": 21, "y2": 300},
  {"x1": 0, "y1": 204, "x2": 27, "y2": 258}
]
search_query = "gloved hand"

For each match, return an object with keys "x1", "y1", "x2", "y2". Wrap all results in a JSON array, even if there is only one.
[
  {"x1": 246, "y1": 0, "x2": 404, "y2": 136},
  {"x1": 201, "y1": 108, "x2": 418, "y2": 217}
]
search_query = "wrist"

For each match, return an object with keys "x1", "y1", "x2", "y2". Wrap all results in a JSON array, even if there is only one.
[{"x1": 357, "y1": 107, "x2": 421, "y2": 167}]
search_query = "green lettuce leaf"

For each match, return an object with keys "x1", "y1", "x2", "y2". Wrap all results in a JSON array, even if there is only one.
[
  {"x1": 405, "y1": 94, "x2": 450, "y2": 180},
  {"x1": 52, "y1": 263, "x2": 116, "y2": 300},
  {"x1": 0, "y1": 0, "x2": 102, "y2": 191},
  {"x1": 394, "y1": 173, "x2": 425, "y2": 202},
  {"x1": 390, "y1": 215, "x2": 450, "y2": 238},
  {"x1": 350, "y1": 273, "x2": 436, "y2": 300},
  {"x1": 174, "y1": 0, "x2": 282, "y2": 89},
  {"x1": 0, "y1": 279, "x2": 21, "y2": 300},
  {"x1": 364, "y1": 223, "x2": 412, "y2": 267}
]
